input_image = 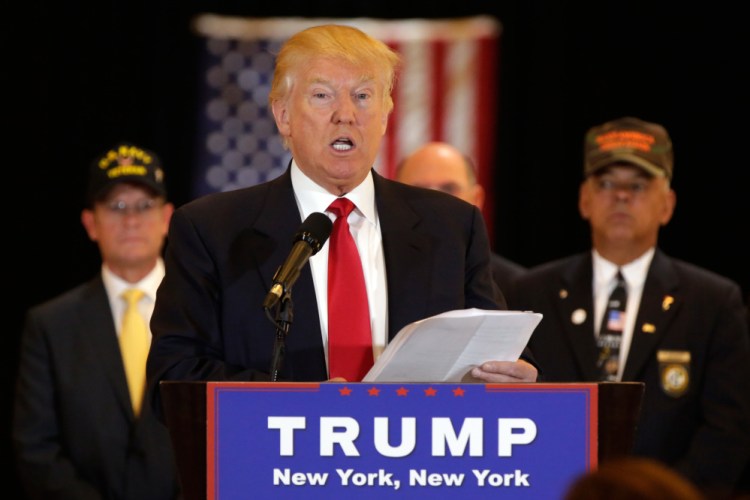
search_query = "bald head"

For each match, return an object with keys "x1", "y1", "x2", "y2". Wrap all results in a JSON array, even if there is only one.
[{"x1": 396, "y1": 142, "x2": 485, "y2": 208}]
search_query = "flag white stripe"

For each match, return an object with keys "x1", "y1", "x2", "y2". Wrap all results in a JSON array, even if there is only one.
[
  {"x1": 445, "y1": 40, "x2": 478, "y2": 162},
  {"x1": 394, "y1": 40, "x2": 432, "y2": 165}
]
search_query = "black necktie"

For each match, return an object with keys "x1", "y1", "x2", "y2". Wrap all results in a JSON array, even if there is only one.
[{"x1": 596, "y1": 270, "x2": 627, "y2": 381}]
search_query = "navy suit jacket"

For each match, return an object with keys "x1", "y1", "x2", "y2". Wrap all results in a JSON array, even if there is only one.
[
  {"x1": 13, "y1": 277, "x2": 181, "y2": 500},
  {"x1": 147, "y1": 168, "x2": 520, "y2": 416},
  {"x1": 506, "y1": 250, "x2": 750, "y2": 493},
  {"x1": 490, "y1": 252, "x2": 526, "y2": 298}
]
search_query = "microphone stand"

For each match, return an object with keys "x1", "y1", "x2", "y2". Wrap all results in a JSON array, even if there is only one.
[{"x1": 268, "y1": 291, "x2": 293, "y2": 382}]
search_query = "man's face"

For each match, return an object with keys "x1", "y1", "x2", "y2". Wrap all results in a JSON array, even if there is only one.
[
  {"x1": 82, "y1": 183, "x2": 172, "y2": 271},
  {"x1": 397, "y1": 152, "x2": 481, "y2": 206},
  {"x1": 579, "y1": 164, "x2": 675, "y2": 251},
  {"x1": 271, "y1": 57, "x2": 390, "y2": 195}
]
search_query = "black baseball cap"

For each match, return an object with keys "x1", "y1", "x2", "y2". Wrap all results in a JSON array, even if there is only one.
[{"x1": 88, "y1": 142, "x2": 167, "y2": 203}]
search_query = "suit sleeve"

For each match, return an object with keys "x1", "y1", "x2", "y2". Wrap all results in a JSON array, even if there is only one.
[
  {"x1": 675, "y1": 281, "x2": 750, "y2": 489},
  {"x1": 146, "y1": 208, "x2": 270, "y2": 421}
]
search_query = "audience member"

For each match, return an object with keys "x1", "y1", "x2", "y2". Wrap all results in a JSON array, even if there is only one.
[
  {"x1": 395, "y1": 141, "x2": 526, "y2": 294},
  {"x1": 146, "y1": 24, "x2": 538, "y2": 420},
  {"x1": 506, "y1": 116, "x2": 750, "y2": 496},
  {"x1": 12, "y1": 142, "x2": 181, "y2": 499},
  {"x1": 563, "y1": 457, "x2": 705, "y2": 500}
]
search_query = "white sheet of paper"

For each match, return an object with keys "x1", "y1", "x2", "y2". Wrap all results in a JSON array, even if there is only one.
[{"x1": 363, "y1": 308, "x2": 542, "y2": 382}]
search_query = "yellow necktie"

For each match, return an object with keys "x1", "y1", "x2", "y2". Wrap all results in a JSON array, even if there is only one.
[{"x1": 120, "y1": 289, "x2": 149, "y2": 416}]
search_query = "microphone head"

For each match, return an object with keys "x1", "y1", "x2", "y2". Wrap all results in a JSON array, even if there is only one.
[{"x1": 295, "y1": 212, "x2": 333, "y2": 255}]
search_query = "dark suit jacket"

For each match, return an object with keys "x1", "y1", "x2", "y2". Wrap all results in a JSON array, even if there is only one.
[
  {"x1": 13, "y1": 277, "x2": 181, "y2": 500},
  {"x1": 506, "y1": 250, "x2": 750, "y2": 494},
  {"x1": 491, "y1": 252, "x2": 526, "y2": 298},
  {"x1": 147, "y1": 168, "x2": 516, "y2": 415}
]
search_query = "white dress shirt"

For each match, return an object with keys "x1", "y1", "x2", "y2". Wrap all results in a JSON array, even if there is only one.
[
  {"x1": 102, "y1": 259, "x2": 165, "y2": 339},
  {"x1": 592, "y1": 248, "x2": 653, "y2": 380},
  {"x1": 291, "y1": 161, "x2": 388, "y2": 371}
]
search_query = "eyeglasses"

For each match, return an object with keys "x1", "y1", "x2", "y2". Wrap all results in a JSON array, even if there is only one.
[
  {"x1": 593, "y1": 178, "x2": 651, "y2": 196},
  {"x1": 104, "y1": 198, "x2": 160, "y2": 216}
]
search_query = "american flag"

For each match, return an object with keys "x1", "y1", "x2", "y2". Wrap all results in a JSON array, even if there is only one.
[
  {"x1": 190, "y1": 15, "x2": 501, "y2": 228},
  {"x1": 605, "y1": 310, "x2": 625, "y2": 333}
]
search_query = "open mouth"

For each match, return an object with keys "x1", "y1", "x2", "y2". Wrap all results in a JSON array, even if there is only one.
[{"x1": 331, "y1": 138, "x2": 354, "y2": 151}]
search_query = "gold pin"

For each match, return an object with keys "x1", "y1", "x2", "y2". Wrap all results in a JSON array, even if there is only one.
[
  {"x1": 642, "y1": 323, "x2": 656, "y2": 333},
  {"x1": 662, "y1": 295, "x2": 674, "y2": 311},
  {"x1": 559, "y1": 289, "x2": 568, "y2": 299}
]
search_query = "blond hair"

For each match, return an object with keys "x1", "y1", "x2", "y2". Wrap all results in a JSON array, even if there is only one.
[{"x1": 268, "y1": 24, "x2": 400, "y2": 113}]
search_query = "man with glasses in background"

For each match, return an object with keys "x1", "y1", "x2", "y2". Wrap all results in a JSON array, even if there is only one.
[{"x1": 12, "y1": 142, "x2": 181, "y2": 499}]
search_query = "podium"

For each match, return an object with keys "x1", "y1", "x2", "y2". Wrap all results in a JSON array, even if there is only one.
[{"x1": 161, "y1": 381, "x2": 643, "y2": 499}]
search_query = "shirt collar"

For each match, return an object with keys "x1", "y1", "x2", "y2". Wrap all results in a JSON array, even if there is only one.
[
  {"x1": 291, "y1": 159, "x2": 376, "y2": 223},
  {"x1": 102, "y1": 259, "x2": 165, "y2": 301},
  {"x1": 592, "y1": 248, "x2": 654, "y2": 290}
]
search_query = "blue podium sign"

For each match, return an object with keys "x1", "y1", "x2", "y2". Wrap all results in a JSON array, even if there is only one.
[{"x1": 207, "y1": 383, "x2": 597, "y2": 499}]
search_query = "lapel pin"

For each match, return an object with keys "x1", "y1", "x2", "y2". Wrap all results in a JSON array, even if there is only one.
[
  {"x1": 662, "y1": 295, "x2": 674, "y2": 311},
  {"x1": 571, "y1": 308, "x2": 586, "y2": 325},
  {"x1": 559, "y1": 289, "x2": 569, "y2": 299},
  {"x1": 642, "y1": 323, "x2": 656, "y2": 333}
]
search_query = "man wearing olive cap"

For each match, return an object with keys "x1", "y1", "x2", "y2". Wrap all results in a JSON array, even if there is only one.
[{"x1": 506, "y1": 117, "x2": 750, "y2": 497}]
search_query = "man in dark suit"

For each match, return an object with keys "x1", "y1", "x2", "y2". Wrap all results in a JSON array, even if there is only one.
[
  {"x1": 147, "y1": 24, "x2": 537, "y2": 419},
  {"x1": 506, "y1": 117, "x2": 750, "y2": 497},
  {"x1": 395, "y1": 141, "x2": 527, "y2": 295},
  {"x1": 13, "y1": 143, "x2": 181, "y2": 499}
]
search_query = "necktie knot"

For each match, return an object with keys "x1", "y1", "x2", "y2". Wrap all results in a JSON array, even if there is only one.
[
  {"x1": 615, "y1": 270, "x2": 626, "y2": 288},
  {"x1": 609, "y1": 270, "x2": 627, "y2": 309},
  {"x1": 328, "y1": 197, "x2": 355, "y2": 219},
  {"x1": 122, "y1": 288, "x2": 145, "y2": 305}
]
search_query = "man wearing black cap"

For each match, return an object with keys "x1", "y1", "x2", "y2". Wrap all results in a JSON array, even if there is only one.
[
  {"x1": 12, "y1": 143, "x2": 181, "y2": 499},
  {"x1": 506, "y1": 117, "x2": 750, "y2": 497}
]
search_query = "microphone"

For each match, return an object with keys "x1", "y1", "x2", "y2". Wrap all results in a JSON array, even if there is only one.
[{"x1": 262, "y1": 212, "x2": 333, "y2": 309}]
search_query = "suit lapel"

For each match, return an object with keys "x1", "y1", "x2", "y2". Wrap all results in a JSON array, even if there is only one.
[
  {"x1": 558, "y1": 255, "x2": 601, "y2": 381},
  {"x1": 373, "y1": 173, "x2": 433, "y2": 340},
  {"x1": 622, "y1": 250, "x2": 680, "y2": 380},
  {"x1": 76, "y1": 277, "x2": 133, "y2": 417},
  {"x1": 253, "y1": 169, "x2": 326, "y2": 376},
  {"x1": 252, "y1": 170, "x2": 305, "y2": 295}
]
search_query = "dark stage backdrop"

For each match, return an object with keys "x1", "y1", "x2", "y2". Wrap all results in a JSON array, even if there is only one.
[{"x1": 7, "y1": 2, "x2": 749, "y2": 498}]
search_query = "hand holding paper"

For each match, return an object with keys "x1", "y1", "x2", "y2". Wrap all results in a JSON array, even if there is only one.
[{"x1": 363, "y1": 308, "x2": 542, "y2": 383}]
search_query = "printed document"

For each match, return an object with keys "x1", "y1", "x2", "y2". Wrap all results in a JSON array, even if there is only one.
[{"x1": 363, "y1": 308, "x2": 542, "y2": 382}]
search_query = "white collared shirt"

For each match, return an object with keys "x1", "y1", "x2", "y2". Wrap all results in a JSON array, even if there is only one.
[
  {"x1": 291, "y1": 161, "x2": 388, "y2": 371},
  {"x1": 592, "y1": 248, "x2": 653, "y2": 380},
  {"x1": 102, "y1": 259, "x2": 165, "y2": 339}
]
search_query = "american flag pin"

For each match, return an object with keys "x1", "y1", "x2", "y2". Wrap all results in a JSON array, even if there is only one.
[
  {"x1": 662, "y1": 296, "x2": 674, "y2": 311},
  {"x1": 642, "y1": 323, "x2": 656, "y2": 333}
]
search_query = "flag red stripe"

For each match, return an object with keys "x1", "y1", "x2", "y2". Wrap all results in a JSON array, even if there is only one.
[
  {"x1": 475, "y1": 35, "x2": 497, "y2": 240},
  {"x1": 431, "y1": 41, "x2": 446, "y2": 141},
  {"x1": 383, "y1": 41, "x2": 401, "y2": 179}
]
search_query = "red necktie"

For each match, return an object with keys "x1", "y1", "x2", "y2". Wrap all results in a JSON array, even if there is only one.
[{"x1": 327, "y1": 198, "x2": 373, "y2": 381}]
